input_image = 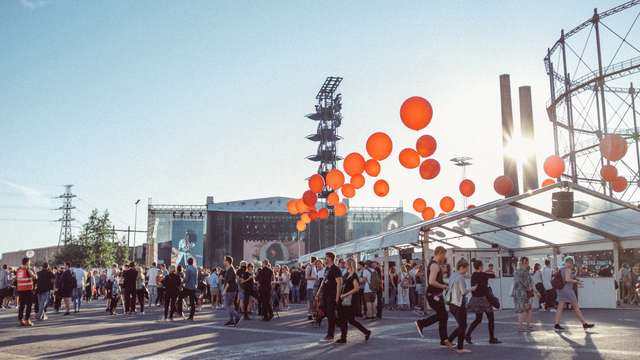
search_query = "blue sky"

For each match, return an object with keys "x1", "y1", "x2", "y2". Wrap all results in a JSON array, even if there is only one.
[{"x1": 0, "y1": 0, "x2": 625, "y2": 256}]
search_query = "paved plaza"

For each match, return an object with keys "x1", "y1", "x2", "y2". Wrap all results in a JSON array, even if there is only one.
[{"x1": 0, "y1": 302, "x2": 638, "y2": 360}]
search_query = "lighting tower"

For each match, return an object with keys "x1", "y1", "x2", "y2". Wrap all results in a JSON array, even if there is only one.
[
  {"x1": 56, "y1": 184, "x2": 76, "y2": 247},
  {"x1": 450, "y1": 156, "x2": 473, "y2": 209}
]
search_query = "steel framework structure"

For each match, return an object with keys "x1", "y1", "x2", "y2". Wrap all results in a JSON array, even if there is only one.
[
  {"x1": 544, "y1": 0, "x2": 640, "y2": 202},
  {"x1": 56, "y1": 185, "x2": 76, "y2": 247}
]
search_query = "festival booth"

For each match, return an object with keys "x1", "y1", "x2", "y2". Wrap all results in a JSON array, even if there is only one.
[{"x1": 300, "y1": 181, "x2": 640, "y2": 309}]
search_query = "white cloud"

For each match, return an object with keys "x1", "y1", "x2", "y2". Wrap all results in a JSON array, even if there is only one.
[
  {"x1": 0, "y1": 179, "x2": 51, "y2": 207},
  {"x1": 18, "y1": 0, "x2": 49, "y2": 10}
]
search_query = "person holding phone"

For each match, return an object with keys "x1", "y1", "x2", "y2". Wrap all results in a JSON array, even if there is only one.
[{"x1": 554, "y1": 256, "x2": 594, "y2": 331}]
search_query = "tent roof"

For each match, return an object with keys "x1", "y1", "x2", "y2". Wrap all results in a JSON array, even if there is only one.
[{"x1": 300, "y1": 182, "x2": 640, "y2": 262}]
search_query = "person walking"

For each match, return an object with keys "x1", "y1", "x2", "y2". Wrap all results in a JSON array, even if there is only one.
[
  {"x1": 147, "y1": 262, "x2": 159, "y2": 308},
  {"x1": 532, "y1": 263, "x2": 545, "y2": 310},
  {"x1": 316, "y1": 251, "x2": 342, "y2": 342},
  {"x1": 36, "y1": 262, "x2": 55, "y2": 321},
  {"x1": 0, "y1": 264, "x2": 11, "y2": 310},
  {"x1": 109, "y1": 272, "x2": 122, "y2": 315},
  {"x1": 135, "y1": 266, "x2": 147, "y2": 315},
  {"x1": 336, "y1": 258, "x2": 371, "y2": 344},
  {"x1": 542, "y1": 259, "x2": 556, "y2": 311},
  {"x1": 553, "y1": 256, "x2": 594, "y2": 331},
  {"x1": 16, "y1": 257, "x2": 36, "y2": 326},
  {"x1": 184, "y1": 258, "x2": 198, "y2": 320},
  {"x1": 257, "y1": 260, "x2": 274, "y2": 321},
  {"x1": 513, "y1": 257, "x2": 535, "y2": 332},
  {"x1": 447, "y1": 259, "x2": 476, "y2": 353},
  {"x1": 465, "y1": 260, "x2": 500, "y2": 345},
  {"x1": 208, "y1": 268, "x2": 220, "y2": 310},
  {"x1": 415, "y1": 246, "x2": 452, "y2": 348},
  {"x1": 163, "y1": 265, "x2": 181, "y2": 320},
  {"x1": 362, "y1": 261, "x2": 376, "y2": 320},
  {"x1": 71, "y1": 264, "x2": 86, "y2": 313},
  {"x1": 290, "y1": 266, "x2": 301, "y2": 304},
  {"x1": 222, "y1": 256, "x2": 240, "y2": 326},
  {"x1": 59, "y1": 262, "x2": 74, "y2": 315},
  {"x1": 305, "y1": 258, "x2": 317, "y2": 320},
  {"x1": 123, "y1": 262, "x2": 138, "y2": 315}
]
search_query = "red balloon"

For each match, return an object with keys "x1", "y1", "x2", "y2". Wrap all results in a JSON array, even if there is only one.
[
  {"x1": 611, "y1": 176, "x2": 628, "y2": 193},
  {"x1": 308, "y1": 174, "x2": 325, "y2": 193},
  {"x1": 318, "y1": 208, "x2": 329, "y2": 220},
  {"x1": 459, "y1": 179, "x2": 475, "y2": 197},
  {"x1": 341, "y1": 183, "x2": 356, "y2": 198},
  {"x1": 494, "y1": 176, "x2": 514, "y2": 196},
  {"x1": 421, "y1": 207, "x2": 435, "y2": 220},
  {"x1": 467, "y1": 204, "x2": 476, "y2": 209},
  {"x1": 287, "y1": 200, "x2": 298, "y2": 215},
  {"x1": 326, "y1": 169, "x2": 345, "y2": 190},
  {"x1": 302, "y1": 190, "x2": 317, "y2": 207},
  {"x1": 600, "y1": 134, "x2": 628, "y2": 161},
  {"x1": 296, "y1": 220, "x2": 306, "y2": 232},
  {"x1": 400, "y1": 96, "x2": 433, "y2": 131},
  {"x1": 327, "y1": 192, "x2": 340, "y2": 206},
  {"x1": 600, "y1": 165, "x2": 618, "y2": 182},
  {"x1": 543, "y1": 155, "x2": 565, "y2": 178},
  {"x1": 365, "y1": 159, "x2": 381, "y2": 177},
  {"x1": 334, "y1": 203, "x2": 348, "y2": 217},
  {"x1": 541, "y1": 178, "x2": 555, "y2": 187},
  {"x1": 366, "y1": 132, "x2": 393, "y2": 161},
  {"x1": 309, "y1": 209, "x2": 319, "y2": 221},
  {"x1": 351, "y1": 174, "x2": 365, "y2": 189},
  {"x1": 440, "y1": 196, "x2": 455, "y2": 213},
  {"x1": 413, "y1": 198, "x2": 426, "y2": 212},
  {"x1": 343, "y1": 152, "x2": 366, "y2": 176},
  {"x1": 416, "y1": 135, "x2": 437, "y2": 158},
  {"x1": 399, "y1": 148, "x2": 420, "y2": 169},
  {"x1": 373, "y1": 179, "x2": 389, "y2": 197},
  {"x1": 419, "y1": 159, "x2": 440, "y2": 180}
]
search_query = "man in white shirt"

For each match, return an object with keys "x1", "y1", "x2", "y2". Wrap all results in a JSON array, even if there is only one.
[
  {"x1": 362, "y1": 261, "x2": 376, "y2": 319},
  {"x1": 147, "y1": 263, "x2": 159, "y2": 307},
  {"x1": 72, "y1": 265, "x2": 86, "y2": 313},
  {"x1": 541, "y1": 259, "x2": 556, "y2": 311},
  {"x1": 305, "y1": 257, "x2": 318, "y2": 320}
]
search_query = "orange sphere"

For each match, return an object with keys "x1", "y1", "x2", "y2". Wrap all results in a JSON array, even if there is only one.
[
  {"x1": 419, "y1": 159, "x2": 440, "y2": 180},
  {"x1": 366, "y1": 132, "x2": 393, "y2": 161},
  {"x1": 421, "y1": 207, "x2": 435, "y2": 220},
  {"x1": 308, "y1": 174, "x2": 325, "y2": 193},
  {"x1": 459, "y1": 179, "x2": 475, "y2": 197},
  {"x1": 309, "y1": 209, "x2": 319, "y2": 221},
  {"x1": 600, "y1": 134, "x2": 628, "y2": 161},
  {"x1": 351, "y1": 174, "x2": 365, "y2": 189},
  {"x1": 318, "y1": 208, "x2": 329, "y2": 220},
  {"x1": 494, "y1": 175, "x2": 514, "y2": 196},
  {"x1": 373, "y1": 179, "x2": 389, "y2": 197},
  {"x1": 327, "y1": 192, "x2": 340, "y2": 206},
  {"x1": 295, "y1": 199, "x2": 309, "y2": 213},
  {"x1": 399, "y1": 148, "x2": 421, "y2": 169},
  {"x1": 296, "y1": 220, "x2": 306, "y2": 232},
  {"x1": 326, "y1": 169, "x2": 345, "y2": 190},
  {"x1": 302, "y1": 190, "x2": 317, "y2": 207},
  {"x1": 341, "y1": 183, "x2": 356, "y2": 198},
  {"x1": 611, "y1": 176, "x2": 628, "y2": 193},
  {"x1": 343, "y1": 152, "x2": 366, "y2": 176},
  {"x1": 400, "y1": 96, "x2": 433, "y2": 131},
  {"x1": 334, "y1": 203, "x2": 348, "y2": 217},
  {"x1": 440, "y1": 196, "x2": 455, "y2": 213},
  {"x1": 467, "y1": 204, "x2": 476, "y2": 209},
  {"x1": 600, "y1": 164, "x2": 618, "y2": 182},
  {"x1": 300, "y1": 213, "x2": 311, "y2": 224},
  {"x1": 287, "y1": 200, "x2": 298, "y2": 215},
  {"x1": 541, "y1": 178, "x2": 555, "y2": 187},
  {"x1": 415, "y1": 135, "x2": 437, "y2": 158},
  {"x1": 413, "y1": 198, "x2": 426, "y2": 212},
  {"x1": 543, "y1": 155, "x2": 565, "y2": 178},
  {"x1": 365, "y1": 159, "x2": 381, "y2": 177}
]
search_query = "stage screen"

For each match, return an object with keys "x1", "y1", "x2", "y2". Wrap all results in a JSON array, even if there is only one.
[{"x1": 171, "y1": 220, "x2": 204, "y2": 267}]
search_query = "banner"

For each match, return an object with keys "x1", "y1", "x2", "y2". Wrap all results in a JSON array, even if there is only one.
[{"x1": 243, "y1": 240, "x2": 305, "y2": 265}]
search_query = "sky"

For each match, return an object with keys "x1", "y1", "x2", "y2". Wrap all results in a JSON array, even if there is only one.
[{"x1": 0, "y1": 0, "x2": 627, "y2": 256}]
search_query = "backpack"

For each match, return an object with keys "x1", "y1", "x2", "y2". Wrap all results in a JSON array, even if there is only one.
[
  {"x1": 552, "y1": 270, "x2": 565, "y2": 290},
  {"x1": 369, "y1": 269, "x2": 381, "y2": 292}
]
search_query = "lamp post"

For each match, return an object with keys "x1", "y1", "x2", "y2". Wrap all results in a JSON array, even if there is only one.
[{"x1": 133, "y1": 199, "x2": 141, "y2": 261}]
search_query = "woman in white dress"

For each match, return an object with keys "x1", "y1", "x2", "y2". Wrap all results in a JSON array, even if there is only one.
[{"x1": 397, "y1": 265, "x2": 410, "y2": 310}]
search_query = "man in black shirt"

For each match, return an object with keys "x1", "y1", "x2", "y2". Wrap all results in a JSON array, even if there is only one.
[
  {"x1": 290, "y1": 267, "x2": 301, "y2": 304},
  {"x1": 36, "y1": 263, "x2": 55, "y2": 320},
  {"x1": 222, "y1": 256, "x2": 240, "y2": 326},
  {"x1": 316, "y1": 252, "x2": 342, "y2": 341},
  {"x1": 256, "y1": 260, "x2": 273, "y2": 321},
  {"x1": 122, "y1": 262, "x2": 138, "y2": 315}
]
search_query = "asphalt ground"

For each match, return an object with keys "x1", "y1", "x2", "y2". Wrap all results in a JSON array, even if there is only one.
[{"x1": 0, "y1": 301, "x2": 638, "y2": 360}]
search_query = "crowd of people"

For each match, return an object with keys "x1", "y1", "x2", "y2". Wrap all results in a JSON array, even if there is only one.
[{"x1": 2, "y1": 247, "x2": 636, "y2": 352}]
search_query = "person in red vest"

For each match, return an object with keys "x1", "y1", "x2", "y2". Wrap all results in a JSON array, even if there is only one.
[{"x1": 17, "y1": 257, "x2": 37, "y2": 326}]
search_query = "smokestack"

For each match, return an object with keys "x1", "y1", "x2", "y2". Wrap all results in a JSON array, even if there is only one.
[
  {"x1": 519, "y1": 86, "x2": 539, "y2": 191},
  {"x1": 500, "y1": 74, "x2": 520, "y2": 196}
]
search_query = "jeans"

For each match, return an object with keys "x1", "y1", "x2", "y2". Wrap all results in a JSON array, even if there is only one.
[
  {"x1": 37, "y1": 291, "x2": 50, "y2": 319},
  {"x1": 72, "y1": 288, "x2": 82, "y2": 311},
  {"x1": 183, "y1": 288, "x2": 197, "y2": 318},
  {"x1": 124, "y1": 289, "x2": 136, "y2": 313},
  {"x1": 466, "y1": 311, "x2": 495, "y2": 340},
  {"x1": 18, "y1": 291, "x2": 33, "y2": 321},
  {"x1": 417, "y1": 294, "x2": 448, "y2": 343},
  {"x1": 224, "y1": 291, "x2": 240, "y2": 321},
  {"x1": 164, "y1": 293, "x2": 177, "y2": 319},
  {"x1": 448, "y1": 304, "x2": 467, "y2": 350},
  {"x1": 324, "y1": 297, "x2": 337, "y2": 338},
  {"x1": 148, "y1": 285, "x2": 158, "y2": 306},
  {"x1": 291, "y1": 286, "x2": 300, "y2": 303}
]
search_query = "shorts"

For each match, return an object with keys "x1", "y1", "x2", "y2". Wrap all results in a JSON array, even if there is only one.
[
  {"x1": 306, "y1": 288, "x2": 315, "y2": 302},
  {"x1": 211, "y1": 288, "x2": 220, "y2": 296},
  {"x1": 364, "y1": 292, "x2": 376, "y2": 303}
]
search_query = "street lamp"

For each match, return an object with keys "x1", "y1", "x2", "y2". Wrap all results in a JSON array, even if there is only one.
[{"x1": 133, "y1": 199, "x2": 141, "y2": 261}]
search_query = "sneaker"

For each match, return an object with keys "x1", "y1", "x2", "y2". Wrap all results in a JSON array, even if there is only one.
[
  {"x1": 365, "y1": 330, "x2": 371, "y2": 342},
  {"x1": 465, "y1": 335, "x2": 473, "y2": 345},
  {"x1": 441, "y1": 340, "x2": 453, "y2": 348},
  {"x1": 489, "y1": 338, "x2": 502, "y2": 344},
  {"x1": 335, "y1": 338, "x2": 347, "y2": 344},
  {"x1": 19, "y1": 320, "x2": 26, "y2": 327},
  {"x1": 25, "y1": 320, "x2": 33, "y2": 327},
  {"x1": 455, "y1": 349, "x2": 471, "y2": 354},
  {"x1": 554, "y1": 324, "x2": 565, "y2": 331},
  {"x1": 583, "y1": 323, "x2": 595, "y2": 329},
  {"x1": 224, "y1": 321, "x2": 234, "y2": 326},
  {"x1": 322, "y1": 336, "x2": 334, "y2": 342},
  {"x1": 550, "y1": 309, "x2": 557, "y2": 313},
  {"x1": 234, "y1": 317, "x2": 240, "y2": 327},
  {"x1": 415, "y1": 321, "x2": 424, "y2": 338}
]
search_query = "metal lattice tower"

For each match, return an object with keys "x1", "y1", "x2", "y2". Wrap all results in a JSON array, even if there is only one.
[
  {"x1": 56, "y1": 184, "x2": 76, "y2": 246},
  {"x1": 544, "y1": 1, "x2": 640, "y2": 202},
  {"x1": 305, "y1": 76, "x2": 344, "y2": 199}
]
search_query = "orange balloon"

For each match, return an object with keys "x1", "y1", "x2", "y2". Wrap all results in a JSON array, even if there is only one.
[
  {"x1": 399, "y1": 148, "x2": 421, "y2": 169},
  {"x1": 494, "y1": 176, "x2": 514, "y2": 196},
  {"x1": 296, "y1": 220, "x2": 306, "y2": 232},
  {"x1": 600, "y1": 164, "x2": 618, "y2": 182},
  {"x1": 343, "y1": 152, "x2": 366, "y2": 176},
  {"x1": 350, "y1": 174, "x2": 365, "y2": 189},
  {"x1": 400, "y1": 96, "x2": 433, "y2": 131},
  {"x1": 373, "y1": 179, "x2": 389, "y2": 197},
  {"x1": 467, "y1": 204, "x2": 476, "y2": 209},
  {"x1": 611, "y1": 176, "x2": 628, "y2": 193},
  {"x1": 334, "y1": 203, "x2": 348, "y2": 217},
  {"x1": 287, "y1": 200, "x2": 298, "y2": 215},
  {"x1": 543, "y1": 155, "x2": 565, "y2": 178},
  {"x1": 318, "y1": 208, "x2": 329, "y2": 220},
  {"x1": 421, "y1": 207, "x2": 435, "y2": 220},
  {"x1": 440, "y1": 196, "x2": 455, "y2": 213},
  {"x1": 295, "y1": 199, "x2": 309, "y2": 213},
  {"x1": 600, "y1": 134, "x2": 628, "y2": 161},
  {"x1": 541, "y1": 178, "x2": 555, "y2": 187},
  {"x1": 300, "y1": 213, "x2": 311, "y2": 224},
  {"x1": 419, "y1": 159, "x2": 440, "y2": 180},
  {"x1": 341, "y1": 183, "x2": 356, "y2": 198},
  {"x1": 308, "y1": 174, "x2": 325, "y2": 193},
  {"x1": 413, "y1": 198, "x2": 426, "y2": 212},
  {"x1": 327, "y1": 192, "x2": 340, "y2": 206},
  {"x1": 326, "y1": 169, "x2": 345, "y2": 190},
  {"x1": 416, "y1": 135, "x2": 437, "y2": 158},
  {"x1": 366, "y1": 132, "x2": 393, "y2": 161},
  {"x1": 459, "y1": 179, "x2": 475, "y2": 197},
  {"x1": 302, "y1": 190, "x2": 317, "y2": 207},
  {"x1": 365, "y1": 159, "x2": 381, "y2": 177},
  {"x1": 309, "y1": 209, "x2": 319, "y2": 221}
]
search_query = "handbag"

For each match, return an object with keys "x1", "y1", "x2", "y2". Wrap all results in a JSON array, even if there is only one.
[
  {"x1": 341, "y1": 293, "x2": 353, "y2": 306},
  {"x1": 526, "y1": 289, "x2": 534, "y2": 298},
  {"x1": 487, "y1": 287, "x2": 501, "y2": 309}
]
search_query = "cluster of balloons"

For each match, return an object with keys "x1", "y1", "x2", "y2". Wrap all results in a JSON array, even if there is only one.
[
  {"x1": 599, "y1": 134, "x2": 628, "y2": 193},
  {"x1": 287, "y1": 172, "x2": 349, "y2": 232}
]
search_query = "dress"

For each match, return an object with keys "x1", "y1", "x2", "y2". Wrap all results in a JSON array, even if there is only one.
[
  {"x1": 557, "y1": 268, "x2": 578, "y2": 303},
  {"x1": 512, "y1": 268, "x2": 532, "y2": 313}
]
